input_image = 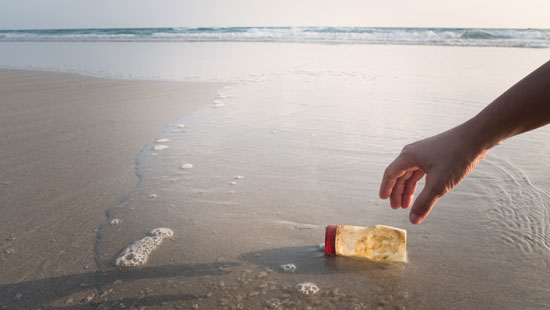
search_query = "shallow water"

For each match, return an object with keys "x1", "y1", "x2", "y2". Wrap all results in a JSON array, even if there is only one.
[
  {"x1": 5, "y1": 42, "x2": 550, "y2": 308},
  {"x1": 87, "y1": 44, "x2": 550, "y2": 309}
]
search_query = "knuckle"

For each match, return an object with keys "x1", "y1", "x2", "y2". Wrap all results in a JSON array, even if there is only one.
[
  {"x1": 400, "y1": 144, "x2": 412, "y2": 154},
  {"x1": 400, "y1": 144, "x2": 417, "y2": 161},
  {"x1": 427, "y1": 183, "x2": 446, "y2": 198},
  {"x1": 382, "y1": 168, "x2": 391, "y2": 180},
  {"x1": 384, "y1": 162, "x2": 399, "y2": 178},
  {"x1": 404, "y1": 184, "x2": 416, "y2": 195}
]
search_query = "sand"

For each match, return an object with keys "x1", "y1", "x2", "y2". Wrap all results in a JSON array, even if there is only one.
[
  {"x1": 0, "y1": 69, "x2": 222, "y2": 308},
  {"x1": 1, "y1": 43, "x2": 550, "y2": 310},
  {"x1": 82, "y1": 45, "x2": 550, "y2": 309}
]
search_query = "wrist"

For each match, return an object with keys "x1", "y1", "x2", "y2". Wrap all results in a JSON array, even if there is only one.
[
  {"x1": 461, "y1": 114, "x2": 506, "y2": 153},
  {"x1": 452, "y1": 118, "x2": 498, "y2": 162}
]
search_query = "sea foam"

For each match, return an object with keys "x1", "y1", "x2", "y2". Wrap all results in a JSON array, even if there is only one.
[
  {"x1": 2, "y1": 27, "x2": 549, "y2": 48},
  {"x1": 212, "y1": 100, "x2": 225, "y2": 108},
  {"x1": 115, "y1": 228, "x2": 174, "y2": 267},
  {"x1": 280, "y1": 263, "x2": 297, "y2": 273},
  {"x1": 296, "y1": 282, "x2": 319, "y2": 295},
  {"x1": 153, "y1": 145, "x2": 168, "y2": 151}
]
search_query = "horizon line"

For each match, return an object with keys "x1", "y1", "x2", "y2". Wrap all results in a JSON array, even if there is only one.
[{"x1": 2, "y1": 25, "x2": 550, "y2": 32}]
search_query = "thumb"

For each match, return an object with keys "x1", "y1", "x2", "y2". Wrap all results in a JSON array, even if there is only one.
[{"x1": 409, "y1": 176, "x2": 443, "y2": 224}]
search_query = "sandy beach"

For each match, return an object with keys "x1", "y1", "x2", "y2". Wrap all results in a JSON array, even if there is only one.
[
  {"x1": 0, "y1": 69, "x2": 222, "y2": 308},
  {"x1": 1, "y1": 0, "x2": 550, "y2": 304},
  {"x1": 0, "y1": 41, "x2": 549, "y2": 310}
]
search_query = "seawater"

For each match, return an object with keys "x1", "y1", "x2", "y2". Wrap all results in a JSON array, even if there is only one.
[
  {"x1": 1, "y1": 27, "x2": 550, "y2": 48},
  {"x1": 86, "y1": 44, "x2": 550, "y2": 309}
]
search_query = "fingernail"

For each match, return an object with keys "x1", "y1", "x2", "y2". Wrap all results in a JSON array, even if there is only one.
[{"x1": 410, "y1": 213, "x2": 422, "y2": 224}]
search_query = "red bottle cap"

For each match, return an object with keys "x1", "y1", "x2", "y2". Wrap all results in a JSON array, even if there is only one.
[{"x1": 325, "y1": 225, "x2": 337, "y2": 255}]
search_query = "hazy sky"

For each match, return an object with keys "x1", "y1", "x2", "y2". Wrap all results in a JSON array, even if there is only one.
[{"x1": 1, "y1": 0, "x2": 549, "y2": 30}]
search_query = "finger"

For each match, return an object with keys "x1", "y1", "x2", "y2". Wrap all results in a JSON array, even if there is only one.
[
  {"x1": 409, "y1": 176, "x2": 443, "y2": 224},
  {"x1": 390, "y1": 170, "x2": 414, "y2": 209},
  {"x1": 401, "y1": 169, "x2": 425, "y2": 209},
  {"x1": 379, "y1": 156, "x2": 412, "y2": 199}
]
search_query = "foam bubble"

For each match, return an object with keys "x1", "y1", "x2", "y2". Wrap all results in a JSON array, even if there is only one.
[
  {"x1": 155, "y1": 138, "x2": 169, "y2": 143},
  {"x1": 277, "y1": 220, "x2": 318, "y2": 230},
  {"x1": 153, "y1": 145, "x2": 168, "y2": 151},
  {"x1": 265, "y1": 298, "x2": 282, "y2": 309},
  {"x1": 149, "y1": 194, "x2": 158, "y2": 198},
  {"x1": 280, "y1": 263, "x2": 297, "y2": 273},
  {"x1": 115, "y1": 228, "x2": 174, "y2": 267},
  {"x1": 180, "y1": 163, "x2": 193, "y2": 169},
  {"x1": 213, "y1": 100, "x2": 225, "y2": 108},
  {"x1": 234, "y1": 175, "x2": 244, "y2": 179},
  {"x1": 294, "y1": 223, "x2": 317, "y2": 230},
  {"x1": 229, "y1": 181, "x2": 237, "y2": 185},
  {"x1": 296, "y1": 282, "x2": 319, "y2": 295},
  {"x1": 177, "y1": 124, "x2": 185, "y2": 128}
]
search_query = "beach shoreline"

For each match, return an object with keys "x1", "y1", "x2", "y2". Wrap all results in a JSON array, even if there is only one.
[
  {"x1": 1, "y1": 41, "x2": 549, "y2": 309},
  {"x1": 0, "y1": 69, "x2": 223, "y2": 308}
]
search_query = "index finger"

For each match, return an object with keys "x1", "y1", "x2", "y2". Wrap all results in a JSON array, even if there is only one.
[{"x1": 379, "y1": 156, "x2": 412, "y2": 199}]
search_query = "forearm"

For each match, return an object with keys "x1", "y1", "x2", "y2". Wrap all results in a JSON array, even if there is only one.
[{"x1": 466, "y1": 60, "x2": 550, "y2": 151}]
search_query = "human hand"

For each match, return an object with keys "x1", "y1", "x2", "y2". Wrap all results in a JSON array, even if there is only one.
[
  {"x1": 379, "y1": 124, "x2": 489, "y2": 224},
  {"x1": 379, "y1": 60, "x2": 550, "y2": 224}
]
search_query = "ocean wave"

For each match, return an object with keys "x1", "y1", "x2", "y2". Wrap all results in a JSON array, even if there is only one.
[
  {"x1": 0, "y1": 27, "x2": 549, "y2": 48},
  {"x1": 460, "y1": 30, "x2": 508, "y2": 39}
]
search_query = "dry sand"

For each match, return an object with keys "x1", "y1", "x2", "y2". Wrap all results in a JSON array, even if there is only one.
[{"x1": 0, "y1": 69, "x2": 222, "y2": 308}]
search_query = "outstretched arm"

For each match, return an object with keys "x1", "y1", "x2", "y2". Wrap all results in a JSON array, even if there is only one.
[{"x1": 379, "y1": 60, "x2": 550, "y2": 224}]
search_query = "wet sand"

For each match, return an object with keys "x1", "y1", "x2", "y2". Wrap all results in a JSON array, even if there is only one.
[
  {"x1": 1, "y1": 43, "x2": 550, "y2": 310},
  {"x1": 0, "y1": 69, "x2": 222, "y2": 309},
  {"x1": 90, "y1": 60, "x2": 550, "y2": 310}
]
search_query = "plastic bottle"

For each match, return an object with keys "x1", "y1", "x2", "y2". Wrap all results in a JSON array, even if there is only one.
[{"x1": 325, "y1": 224, "x2": 407, "y2": 262}]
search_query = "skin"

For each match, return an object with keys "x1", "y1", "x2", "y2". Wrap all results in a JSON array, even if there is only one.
[{"x1": 379, "y1": 60, "x2": 550, "y2": 224}]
